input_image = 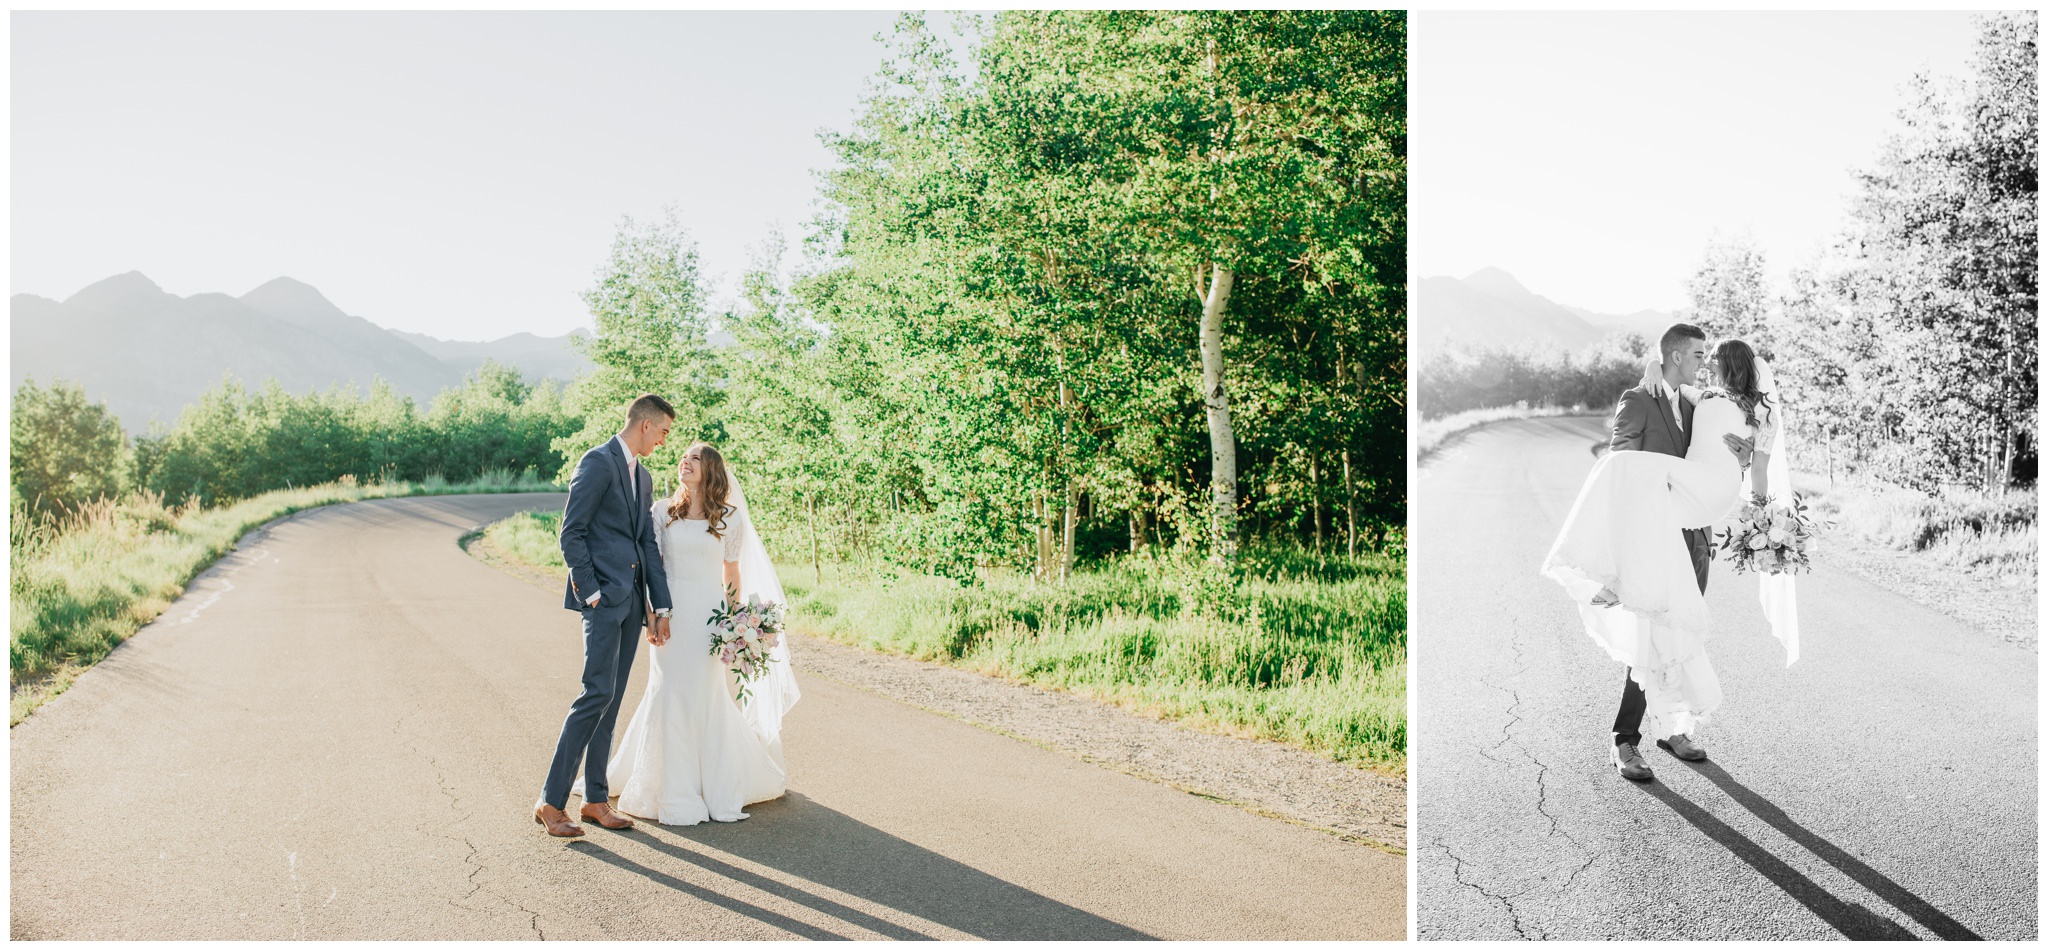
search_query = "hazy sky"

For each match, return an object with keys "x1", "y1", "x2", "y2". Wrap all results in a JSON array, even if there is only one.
[
  {"x1": 12, "y1": 11, "x2": 943, "y2": 340},
  {"x1": 1410, "y1": 11, "x2": 1983, "y2": 314}
]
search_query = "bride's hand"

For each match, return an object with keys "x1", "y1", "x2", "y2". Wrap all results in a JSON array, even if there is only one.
[{"x1": 1722, "y1": 432, "x2": 1755, "y2": 466}]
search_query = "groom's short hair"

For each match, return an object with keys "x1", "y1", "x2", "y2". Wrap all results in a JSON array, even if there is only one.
[
  {"x1": 1659, "y1": 323, "x2": 1707, "y2": 357},
  {"x1": 625, "y1": 393, "x2": 676, "y2": 426}
]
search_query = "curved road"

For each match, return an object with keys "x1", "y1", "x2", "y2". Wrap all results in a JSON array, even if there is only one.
[
  {"x1": 1414, "y1": 418, "x2": 2037, "y2": 940},
  {"x1": 12, "y1": 493, "x2": 1404, "y2": 940}
]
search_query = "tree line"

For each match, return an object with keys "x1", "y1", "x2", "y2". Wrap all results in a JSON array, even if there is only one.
[
  {"x1": 14, "y1": 11, "x2": 1409, "y2": 583},
  {"x1": 1418, "y1": 12, "x2": 2036, "y2": 494},
  {"x1": 574, "y1": 11, "x2": 1407, "y2": 582},
  {"x1": 11, "y1": 364, "x2": 577, "y2": 515},
  {"x1": 1415, "y1": 335, "x2": 1652, "y2": 421}
]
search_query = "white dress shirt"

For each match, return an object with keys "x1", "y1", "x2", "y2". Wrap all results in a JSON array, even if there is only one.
[{"x1": 1653, "y1": 377, "x2": 1693, "y2": 433}]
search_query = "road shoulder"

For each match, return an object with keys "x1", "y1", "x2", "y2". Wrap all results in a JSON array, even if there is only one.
[{"x1": 464, "y1": 522, "x2": 1407, "y2": 856}]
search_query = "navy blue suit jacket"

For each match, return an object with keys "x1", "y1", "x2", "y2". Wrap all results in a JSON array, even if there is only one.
[{"x1": 559, "y1": 438, "x2": 673, "y2": 614}]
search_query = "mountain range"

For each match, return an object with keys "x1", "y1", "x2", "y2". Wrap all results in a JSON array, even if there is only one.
[
  {"x1": 1414, "y1": 267, "x2": 1678, "y2": 353},
  {"x1": 10, "y1": 272, "x2": 591, "y2": 430}
]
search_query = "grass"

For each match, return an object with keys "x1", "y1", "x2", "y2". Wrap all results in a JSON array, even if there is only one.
[
  {"x1": 485, "y1": 508, "x2": 569, "y2": 569},
  {"x1": 476, "y1": 510, "x2": 1408, "y2": 773},
  {"x1": 1796, "y1": 477, "x2": 2036, "y2": 577},
  {"x1": 1417, "y1": 403, "x2": 1605, "y2": 460},
  {"x1": 9, "y1": 468, "x2": 561, "y2": 724},
  {"x1": 1790, "y1": 473, "x2": 2037, "y2": 647}
]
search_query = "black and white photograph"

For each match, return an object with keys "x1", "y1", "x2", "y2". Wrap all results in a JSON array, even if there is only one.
[{"x1": 1410, "y1": 11, "x2": 2037, "y2": 941}]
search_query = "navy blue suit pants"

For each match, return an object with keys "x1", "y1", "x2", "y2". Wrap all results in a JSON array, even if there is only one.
[{"x1": 541, "y1": 593, "x2": 642, "y2": 809}]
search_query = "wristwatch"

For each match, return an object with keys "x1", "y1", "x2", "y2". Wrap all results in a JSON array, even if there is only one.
[{"x1": 653, "y1": 608, "x2": 672, "y2": 619}]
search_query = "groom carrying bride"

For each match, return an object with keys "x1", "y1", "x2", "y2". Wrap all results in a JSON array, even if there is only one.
[
  {"x1": 1602, "y1": 324, "x2": 1754, "y2": 782},
  {"x1": 534, "y1": 394, "x2": 677, "y2": 836}
]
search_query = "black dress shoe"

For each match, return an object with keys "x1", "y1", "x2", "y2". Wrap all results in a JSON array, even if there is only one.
[
  {"x1": 1657, "y1": 734, "x2": 1707, "y2": 761},
  {"x1": 1611, "y1": 742, "x2": 1654, "y2": 782}
]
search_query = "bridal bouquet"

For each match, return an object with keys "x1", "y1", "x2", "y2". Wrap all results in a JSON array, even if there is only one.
[
  {"x1": 706, "y1": 588, "x2": 787, "y2": 705},
  {"x1": 1717, "y1": 494, "x2": 1818, "y2": 575}
]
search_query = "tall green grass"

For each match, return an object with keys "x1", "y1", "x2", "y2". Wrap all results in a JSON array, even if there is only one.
[
  {"x1": 10, "y1": 469, "x2": 560, "y2": 724},
  {"x1": 485, "y1": 508, "x2": 568, "y2": 569},
  {"x1": 477, "y1": 510, "x2": 1407, "y2": 772},
  {"x1": 791, "y1": 547, "x2": 1408, "y2": 772}
]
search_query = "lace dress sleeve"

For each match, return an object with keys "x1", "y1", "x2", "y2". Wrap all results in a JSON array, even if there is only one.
[
  {"x1": 722, "y1": 506, "x2": 744, "y2": 562},
  {"x1": 1755, "y1": 399, "x2": 1780, "y2": 455}
]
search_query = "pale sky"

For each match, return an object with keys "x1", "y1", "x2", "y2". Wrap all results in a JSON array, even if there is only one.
[
  {"x1": 11, "y1": 11, "x2": 951, "y2": 340},
  {"x1": 1410, "y1": 11, "x2": 1983, "y2": 315}
]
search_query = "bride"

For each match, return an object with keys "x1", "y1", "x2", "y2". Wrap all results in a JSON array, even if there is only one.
[
  {"x1": 1542, "y1": 339, "x2": 1799, "y2": 756},
  {"x1": 575, "y1": 441, "x2": 799, "y2": 824}
]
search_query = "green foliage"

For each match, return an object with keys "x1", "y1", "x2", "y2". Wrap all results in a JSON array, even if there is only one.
[
  {"x1": 127, "y1": 364, "x2": 576, "y2": 507},
  {"x1": 473, "y1": 508, "x2": 1407, "y2": 769},
  {"x1": 538, "y1": 13, "x2": 1405, "y2": 579},
  {"x1": 10, "y1": 378, "x2": 130, "y2": 515},
  {"x1": 784, "y1": 543, "x2": 1407, "y2": 770},
  {"x1": 757, "y1": 10, "x2": 1407, "y2": 577},
  {"x1": 486, "y1": 509, "x2": 567, "y2": 569},
  {"x1": 555, "y1": 209, "x2": 721, "y2": 483}
]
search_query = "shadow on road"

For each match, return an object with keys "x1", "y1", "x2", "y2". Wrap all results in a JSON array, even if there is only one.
[
  {"x1": 1680, "y1": 760, "x2": 1984, "y2": 941},
  {"x1": 567, "y1": 839, "x2": 851, "y2": 939},
  {"x1": 1635, "y1": 771, "x2": 1951, "y2": 940},
  {"x1": 578, "y1": 791, "x2": 1155, "y2": 940}
]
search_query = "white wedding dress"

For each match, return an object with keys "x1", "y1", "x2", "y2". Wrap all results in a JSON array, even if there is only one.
[
  {"x1": 573, "y1": 506, "x2": 788, "y2": 825},
  {"x1": 1542, "y1": 394, "x2": 1763, "y2": 740}
]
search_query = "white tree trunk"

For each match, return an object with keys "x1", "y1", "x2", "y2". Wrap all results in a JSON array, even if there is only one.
[
  {"x1": 807, "y1": 495, "x2": 821, "y2": 584},
  {"x1": 1196, "y1": 262, "x2": 1238, "y2": 562},
  {"x1": 1310, "y1": 455, "x2": 1324, "y2": 552},
  {"x1": 1034, "y1": 492, "x2": 1053, "y2": 582},
  {"x1": 1061, "y1": 483, "x2": 1078, "y2": 583},
  {"x1": 1344, "y1": 450, "x2": 1359, "y2": 558}
]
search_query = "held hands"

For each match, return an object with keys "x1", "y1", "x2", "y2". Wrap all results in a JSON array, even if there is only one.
[{"x1": 645, "y1": 612, "x2": 671, "y2": 646}]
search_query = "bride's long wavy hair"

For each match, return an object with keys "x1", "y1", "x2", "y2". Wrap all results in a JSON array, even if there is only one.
[
  {"x1": 1712, "y1": 339, "x2": 1772, "y2": 429},
  {"x1": 665, "y1": 441, "x2": 733, "y2": 538}
]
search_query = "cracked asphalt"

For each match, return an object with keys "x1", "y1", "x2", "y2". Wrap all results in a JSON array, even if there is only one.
[
  {"x1": 1413, "y1": 417, "x2": 2038, "y2": 940},
  {"x1": 10, "y1": 493, "x2": 1403, "y2": 940}
]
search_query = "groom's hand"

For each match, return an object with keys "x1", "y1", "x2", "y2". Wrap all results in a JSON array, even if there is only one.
[
  {"x1": 651, "y1": 616, "x2": 671, "y2": 646},
  {"x1": 1722, "y1": 433, "x2": 1755, "y2": 466}
]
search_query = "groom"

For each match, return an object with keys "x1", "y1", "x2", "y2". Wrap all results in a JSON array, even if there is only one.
[
  {"x1": 1605, "y1": 324, "x2": 1754, "y2": 782},
  {"x1": 534, "y1": 394, "x2": 677, "y2": 836}
]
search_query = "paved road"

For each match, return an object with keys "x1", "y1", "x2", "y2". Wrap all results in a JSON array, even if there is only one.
[
  {"x1": 12, "y1": 493, "x2": 1403, "y2": 940},
  {"x1": 1414, "y1": 418, "x2": 2037, "y2": 940}
]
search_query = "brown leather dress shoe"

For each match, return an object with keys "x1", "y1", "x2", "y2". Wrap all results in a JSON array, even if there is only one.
[
  {"x1": 580, "y1": 801, "x2": 635, "y2": 830},
  {"x1": 534, "y1": 802, "x2": 585, "y2": 837}
]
